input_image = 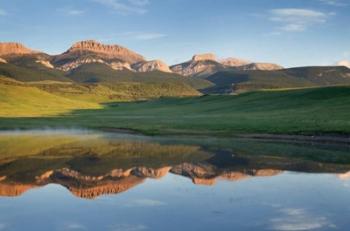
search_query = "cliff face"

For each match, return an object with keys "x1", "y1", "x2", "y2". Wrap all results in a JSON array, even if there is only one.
[
  {"x1": 171, "y1": 52, "x2": 284, "y2": 77},
  {"x1": 0, "y1": 40, "x2": 284, "y2": 75},
  {"x1": 132, "y1": 60, "x2": 172, "y2": 73},
  {"x1": 52, "y1": 40, "x2": 146, "y2": 71},
  {"x1": 171, "y1": 53, "x2": 225, "y2": 77},
  {"x1": 0, "y1": 42, "x2": 36, "y2": 56},
  {"x1": 220, "y1": 57, "x2": 250, "y2": 67},
  {"x1": 60, "y1": 40, "x2": 145, "y2": 64},
  {"x1": 192, "y1": 53, "x2": 216, "y2": 62},
  {"x1": 238, "y1": 63, "x2": 283, "y2": 71}
]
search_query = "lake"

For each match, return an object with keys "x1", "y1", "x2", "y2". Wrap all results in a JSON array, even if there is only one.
[{"x1": 0, "y1": 129, "x2": 349, "y2": 231}]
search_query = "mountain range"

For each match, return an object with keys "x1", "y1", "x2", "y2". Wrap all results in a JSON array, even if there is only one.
[
  {"x1": 1, "y1": 40, "x2": 350, "y2": 96},
  {"x1": 0, "y1": 40, "x2": 284, "y2": 75}
]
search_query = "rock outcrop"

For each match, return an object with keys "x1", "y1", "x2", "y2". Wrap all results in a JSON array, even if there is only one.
[
  {"x1": 192, "y1": 53, "x2": 217, "y2": 62},
  {"x1": 220, "y1": 57, "x2": 250, "y2": 67},
  {"x1": 238, "y1": 62, "x2": 283, "y2": 71},
  {"x1": 0, "y1": 42, "x2": 36, "y2": 56},
  {"x1": 35, "y1": 60, "x2": 54, "y2": 69},
  {"x1": 132, "y1": 60, "x2": 172, "y2": 73},
  {"x1": 110, "y1": 61, "x2": 133, "y2": 71},
  {"x1": 171, "y1": 53, "x2": 284, "y2": 77},
  {"x1": 57, "y1": 40, "x2": 144, "y2": 64},
  {"x1": 0, "y1": 40, "x2": 286, "y2": 75},
  {"x1": 171, "y1": 53, "x2": 225, "y2": 77},
  {"x1": 52, "y1": 40, "x2": 145, "y2": 72}
]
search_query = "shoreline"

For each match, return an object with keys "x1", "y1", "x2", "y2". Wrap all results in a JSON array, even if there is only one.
[{"x1": 1, "y1": 126, "x2": 350, "y2": 145}]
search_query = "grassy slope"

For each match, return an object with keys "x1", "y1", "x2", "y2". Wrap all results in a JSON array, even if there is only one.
[
  {"x1": 203, "y1": 66, "x2": 350, "y2": 94},
  {"x1": 0, "y1": 77, "x2": 100, "y2": 117},
  {"x1": 67, "y1": 63, "x2": 211, "y2": 90},
  {"x1": 0, "y1": 62, "x2": 71, "y2": 82},
  {"x1": 0, "y1": 61, "x2": 207, "y2": 100},
  {"x1": 0, "y1": 86, "x2": 349, "y2": 135}
]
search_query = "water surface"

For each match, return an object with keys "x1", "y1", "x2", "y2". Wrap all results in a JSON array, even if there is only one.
[{"x1": 0, "y1": 129, "x2": 350, "y2": 231}]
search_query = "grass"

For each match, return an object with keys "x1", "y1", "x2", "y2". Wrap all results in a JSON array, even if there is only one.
[
  {"x1": 0, "y1": 77, "x2": 100, "y2": 117},
  {"x1": 203, "y1": 66, "x2": 350, "y2": 94},
  {"x1": 0, "y1": 61, "x2": 207, "y2": 102},
  {"x1": 0, "y1": 86, "x2": 349, "y2": 135}
]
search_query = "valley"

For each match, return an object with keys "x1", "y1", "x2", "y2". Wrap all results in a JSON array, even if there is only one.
[{"x1": 0, "y1": 40, "x2": 350, "y2": 137}]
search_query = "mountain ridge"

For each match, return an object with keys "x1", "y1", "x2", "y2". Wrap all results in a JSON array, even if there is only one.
[
  {"x1": 0, "y1": 42, "x2": 37, "y2": 56},
  {"x1": 0, "y1": 40, "x2": 285, "y2": 75}
]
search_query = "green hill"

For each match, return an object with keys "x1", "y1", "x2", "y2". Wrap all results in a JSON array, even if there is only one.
[
  {"x1": 0, "y1": 77, "x2": 100, "y2": 117},
  {"x1": 1, "y1": 86, "x2": 349, "y2": 135},
  {"x1": 67, "y1": 63, "x2": 211, "y2": 88},
  {"x1": 202, "y1": 66, "x2": 350, "y2": 94},
  {"x1": 0, "y1": 61, "x2": 207, "y2": 99},
  {"x1": 0, "y1": 62, "x2": 71, "y2": 82}
]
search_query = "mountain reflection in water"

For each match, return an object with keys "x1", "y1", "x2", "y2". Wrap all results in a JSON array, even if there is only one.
[{"x1": 0, "y1": 130, "x2": 349, "y2": 199}]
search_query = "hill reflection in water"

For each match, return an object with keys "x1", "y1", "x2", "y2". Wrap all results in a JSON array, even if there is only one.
[{"x1": 0, "y1": 129, "x2": 349, "y2": 199}]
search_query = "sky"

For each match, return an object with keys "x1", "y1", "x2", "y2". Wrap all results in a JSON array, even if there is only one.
[{"x1": 0, "y1": 0, "x2": 349, "y2": 67}]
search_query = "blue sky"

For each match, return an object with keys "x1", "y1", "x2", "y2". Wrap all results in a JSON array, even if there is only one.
[{"x1": 0, "y1": 0, "x2": 349, "y2": 67}]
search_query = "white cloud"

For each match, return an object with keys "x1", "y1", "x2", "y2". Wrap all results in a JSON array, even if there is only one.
[
  {"x1": 132, "y1": 33, "x2": 166, "y2": 40},
  {"x1": 93, "y1": 0, "x2": 150, "y2": 14},
  {"x1": 269, "y1": 8, "x2": 330, "y2": 32},
  {"x1": 64, "y1": 223, "x2": 86, "y2": 230},
  {"x1": 67, "y1": 10, "x2": 85, "y2": 15},
  {"x1": 119, "y1": 32, "x2": 167, "y2": 40},
  {"x1": 98, "y1": 32, "x2": 166, "y2": 43},
  {"x1": 0, "y1": 9, "x2": 7, "y2": 16},
  {"x1": 270, "y1": 208, "x2": 335, "y2": 231},
  {"x1": 110, "y1": 224, "x2": 147, "y2": 231},
  {"x1": 57, "y1": 8, "x2": 85, "y2": 16},
  {"x1": 319, "y1": 0, "x2": 348, "y2": 6},
  {"x1": 0, "y1": 224, "x2": 7, "y2": 230},
  {"x1": 336, "y1": 60, "x2": 350, "y2": 68},
  {"x1": 128, "y1": 0, "x2": 149, "y2": 6}
]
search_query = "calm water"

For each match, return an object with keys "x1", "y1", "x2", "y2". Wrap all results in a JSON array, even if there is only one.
[{"x1": 0, "y1": 129, "x2": 350, "y2": 231}]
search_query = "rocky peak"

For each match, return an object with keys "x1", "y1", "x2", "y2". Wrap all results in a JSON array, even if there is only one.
[
  {"x1": 132, "y1": 60, "x2": 172, "y2": 73},
  {"x1": 0, "y1": 42, "x2": 36, "y2": 56},
  {"x1": 171, "y1": 54, "x2": 224, "y2": 77},
  {"x1": 220, "y1": 57, "x2": 250, "y2": 67},
  {"x1": 192, "y1": 53, "x2": 217, "y2": 62},
  {"x1": 239, "y1": 63, "x2": 283, "y2": 71},
  {"x1": 66, "y1": 40, "x2": 145, "y2": 64}
]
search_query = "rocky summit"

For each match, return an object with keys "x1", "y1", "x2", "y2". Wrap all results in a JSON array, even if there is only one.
[
  {"x1": 132, "y1": 60, "x2": 172, "y2": 73},
  {"x1": 192, "y1": 53, "x2": 217, "y2": 62},
  {"x1": 0, "y1": 42, "x2": 36, "y2": 56},
  {"x1": 64, "y1": 40, "x2": 145, "y2": 64},
  {"x1": 220, "y1": 57, "x2": 250, "y2": 67},
  {"x1": 238, "y1": 62, "x2": 283, "y2": 71}
]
